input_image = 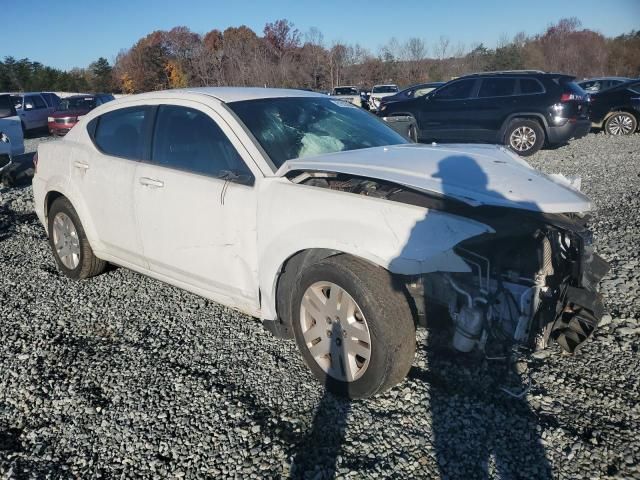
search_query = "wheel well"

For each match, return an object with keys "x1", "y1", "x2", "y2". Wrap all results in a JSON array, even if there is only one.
[
  {"x1": 604, "y1": 109, "x2": 639, "y2": 124},
  {"x1": 271, "y1": 249, "x2": 418, "y2": 338},
  {"x1": 505, "y1": 115, "x2": 545, "y2": 133},
  {"x1": 44, "y1": 191, "x2": 65, "y2": 219}
]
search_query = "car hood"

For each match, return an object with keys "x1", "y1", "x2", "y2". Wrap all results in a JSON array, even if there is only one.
[{"x1": 276, "y1": 143, "x2": 592, "y2": 213}]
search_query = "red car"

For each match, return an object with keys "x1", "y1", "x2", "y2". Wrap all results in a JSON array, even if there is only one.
[{"x1": 48, "y1": 94, "x2": 114, "y2": 136}]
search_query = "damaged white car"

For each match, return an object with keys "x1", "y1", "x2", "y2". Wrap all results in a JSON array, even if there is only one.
[{"x1": 32, "y1": 88, "x2": 608, "y2": 399}]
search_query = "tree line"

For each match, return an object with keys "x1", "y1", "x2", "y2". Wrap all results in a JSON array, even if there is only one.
[{"x1": 2, "y1": 17, "x2": 639, "y2": 94}]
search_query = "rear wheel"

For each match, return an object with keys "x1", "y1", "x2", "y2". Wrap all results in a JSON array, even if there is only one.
[
  {"x1": 291, "y1": 255, "x2": 416, "y2": 399},
  {"x1": 505, "y1": 119, "x2": 544, "y2": 156},
  {"x1": 48, "y1": 197, "x2": 106, "y2": 279},
  {"x1": 605, "y1": 112, "x2": 637, "y2": 135}
]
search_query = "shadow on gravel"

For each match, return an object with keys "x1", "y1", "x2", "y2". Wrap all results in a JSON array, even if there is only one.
[
  {"x1": 289, "y1": 323, "x2": 351, "y2": 479},
  {"x1": 398, "y1": 155, "x2": 552, "y2": 479}
]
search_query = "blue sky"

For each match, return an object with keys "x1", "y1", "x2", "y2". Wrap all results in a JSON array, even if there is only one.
[{"x1": 2, "y1": 0, "x2": 639, "y2": 70}]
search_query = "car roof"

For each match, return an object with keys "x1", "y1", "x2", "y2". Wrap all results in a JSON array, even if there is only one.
[
  {"x1": 580, "y1": 77, "x2": 632, "y2": 82},
  {"x1": 181, "y1": 87, "x2": 324, "y2": 103},
  {"x1": 373, "y1": 84, "x2": 398, "y2": 87}
]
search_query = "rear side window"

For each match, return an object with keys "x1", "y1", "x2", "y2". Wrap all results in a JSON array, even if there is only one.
[
  {"x1": 628, "y1": 82, "x2": 640, "y2": 94},
  {"x1": 519, "y1": 79, "x2": 544, "y2": 94},
  {"x1": 92, "y1": 106, "x2": 150, "y2": 160},
  {"x1": 151, "y1": 105, "x2": 254, "y2": 184},
  {"x1": 0, "y1": 95, "x2": 16, "y2": 118},
  {"x1": 434, "y1": 79, "x2": 476, "y2": 100},
  {"x1": 478, "y1": 78, "x2": 516, "y2": 98}
]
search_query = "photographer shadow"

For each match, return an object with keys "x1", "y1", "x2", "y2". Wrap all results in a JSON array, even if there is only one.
[{"x1": 290, "y1": 154, "x2": 552, "y2": 479}]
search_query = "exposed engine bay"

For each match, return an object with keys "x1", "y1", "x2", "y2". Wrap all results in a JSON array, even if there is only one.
[{"x1": 289, "y1": 170, "x2": 610, "y2": 355}]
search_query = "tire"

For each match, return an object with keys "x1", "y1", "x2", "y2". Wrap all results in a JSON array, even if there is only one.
[
  {"x1": 48, "y1": 197, "x2": 106, "y2": 280},
  {"x1": 291, "y1": 255, "x2": 416, "y2": 399},
  {"x1": 604, "y1": 112, "x2": 637, "y2": 135},
  {"x1": 408, "y1": 124, "x2": 418, "y2": 143},
  {"x1": 505, "y1": 119, "x2": 545, "y2": 156}
]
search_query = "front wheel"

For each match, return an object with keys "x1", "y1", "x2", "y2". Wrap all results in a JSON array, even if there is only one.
[
  {"x1": 291, "y1": 255, "x2": 416, "y2": 399},
  {"x1": 605, "y1": 112, "x2": 637, "y2": 135},
  {"x1": 505, "y1": 119, "x2": 545, "y2": 156}
]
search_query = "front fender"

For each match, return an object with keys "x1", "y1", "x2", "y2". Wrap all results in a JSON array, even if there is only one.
[{"x1": 257, "y1": 179, "x2": 493, "y2": 320}]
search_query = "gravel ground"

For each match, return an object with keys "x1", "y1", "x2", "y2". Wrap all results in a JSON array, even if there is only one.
[{"x1": 0, "y1": 133, "x2": 639, "y2": 479}]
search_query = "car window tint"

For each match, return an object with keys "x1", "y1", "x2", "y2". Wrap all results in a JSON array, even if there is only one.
[
  {"x1": 414, "y1": 87, "x2": 437, "y2": 98},
  {"x1": 31, "y1": 95, "x2": 47, "y2": 109},
  {"x1": 478, "y1": 78, "x2": 516, "y2": 98},
  {"x1": 152, "y1": 105, "x2": 254, "y2": 184},
  {"x1": 520, "y1": 78, "x2": 544, "y2": 94},
  {"x1": 434, "y1": 80, "x2": 475, "y2": 100},
  {"x1": 93, "y1": 107, "x2": 148, "y2": 160},
  {"x1": 0, "y1": 95, "x2": 16, "y2": 118},
  {"x1": 628, "y1": 82, "x2": 640, "y2": 94}
]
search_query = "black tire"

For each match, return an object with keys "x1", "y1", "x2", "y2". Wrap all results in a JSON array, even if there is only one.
[
  {"x1": 291, "y1": 255, "x2": 416, "y2": 399},
  {"x1": 48, "y1": 197, "x2": 106, "y2": 279},
  {"x1": 604, "y1": 112, "x2": 637, "y2": 135},
  {"x1": 505, "y1": 119, "x2": 545, "y2": 156},
  {"x1": 408, "y1": 124, "x2": 418, "y2": 143}
]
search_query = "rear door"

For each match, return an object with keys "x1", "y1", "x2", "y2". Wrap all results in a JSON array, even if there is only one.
[
  {"x1": 133, "y1": 102, "x2": 260, "y2": 310},
  {"x1": 415, "y1": 78, "x2": 479, "y2": 141},
  {"x1": 77, "y1": 105, "x2": 152, "y2": 267},
  {"x1": 471, "y1": 77, "x2": 517, "y2": 142}
]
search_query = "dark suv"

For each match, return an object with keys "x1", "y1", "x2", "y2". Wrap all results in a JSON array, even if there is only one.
[
  {"x1": 588, "y1": 79, "x2": 640, "y2": 135},
  {"x1": 378, "y1": 71, "x2": 591, "y2": 156}
]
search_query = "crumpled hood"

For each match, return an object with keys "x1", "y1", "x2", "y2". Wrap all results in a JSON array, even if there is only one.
[{"x1": 276, "y1": 143, "x2": 592, "y2": 213}]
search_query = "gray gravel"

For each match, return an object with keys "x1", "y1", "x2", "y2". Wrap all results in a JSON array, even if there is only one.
[{"x1": 1, "y1": 133, "x2": 639, "y2": 479}]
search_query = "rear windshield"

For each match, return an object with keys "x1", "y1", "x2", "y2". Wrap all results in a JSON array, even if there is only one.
[
  {"x1": 333, "y1": 87, "x2": 359, "y2": 95},
  {"x1": 372, "y1": 85, "x2": 398, "y2": 93},
  {"x1": 0, "y1": 95, "x2": 17, "y2": 118},
  {"x1": 57, "y1": 97, "x2": 97, "y2": 111}
]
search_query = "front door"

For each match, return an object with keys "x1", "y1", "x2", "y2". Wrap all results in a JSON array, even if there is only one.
[
  {"x1": 134, "y1": 102, "x2": 259, "y2": 311},
  {"x1": 416, "y1": 78, "x2": 479, "y2": 142}
]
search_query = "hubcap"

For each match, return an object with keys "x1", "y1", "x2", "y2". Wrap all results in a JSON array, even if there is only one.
[
  {"x1": 608, "y1": 114, "x2": 634, "y2": 135},
  {"x1": 52, "y1": 212, "x2": 81, "y2": 269},
  {"x1": 509, "y1": 126, "x2": 537, "y2": 152},
  {"x1": 299, "y1": 281, "x2": 372, "y2": 382}
]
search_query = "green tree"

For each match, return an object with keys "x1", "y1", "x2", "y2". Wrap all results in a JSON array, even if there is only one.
[{"x1": 89, "y1": 57, "x2": 113, "y2": 92}]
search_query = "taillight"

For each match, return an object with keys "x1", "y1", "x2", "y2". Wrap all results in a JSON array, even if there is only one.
[
  {"x1": 33, "y1": 152, "x2": 38, "y2": 174},
  {"x1": 560, "y1": 93, "x2": 584, "y2": 102}
]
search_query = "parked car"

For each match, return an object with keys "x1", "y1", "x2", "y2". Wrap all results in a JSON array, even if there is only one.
[
  {"x1": 578, "y1": 77, "x2": 632, "y2": 94},
  {"x1": 588, "y1": 79, "x2": 640, "y2": 135},
  {"x1": 330, "y1": 86, "x2": 363, "y2": 107},
  {"x1": 7, "y1": 92, "x2": 56, "y2": 134},
  {"x1": 368, "y1": 84, "x2": 399, "y2": 112},
  {"x1": 33, "y1": 88, "x2": 607, "y2": 399},
  {"x1": 379, "y1": 71, "x2": 591, "y2": 156},
  {"x1": 48, "y1": 94, "x2": 115, "y2": 136},
  {"x1": 379, "y1": 82, "x2": 445, "y2": 108},
  {"x1": 0, "y1": 94, "x2": 25, "y2": 156}
]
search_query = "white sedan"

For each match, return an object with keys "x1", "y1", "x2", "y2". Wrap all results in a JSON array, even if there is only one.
[{"x1": 32, "y1": 88, "x2": 608, "y2": 398}]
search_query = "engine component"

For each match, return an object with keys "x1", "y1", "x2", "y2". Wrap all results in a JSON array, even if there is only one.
[{"x1": 452, "y1": 306, "x2": 484, "y2": 352}]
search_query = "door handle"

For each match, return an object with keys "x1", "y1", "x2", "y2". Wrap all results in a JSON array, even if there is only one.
[
  {"x1": 73, "y1": 161, "x2": 89, "y2": 170},
  {"x1": 139, "y1": 177, "x2": 164, "y2": 188}
]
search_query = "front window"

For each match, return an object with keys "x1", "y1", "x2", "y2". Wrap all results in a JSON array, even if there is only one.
[
  {"x1": 372, "y1": 85, "x2": 398, "y2": 94},
  {"x1": 57, "y1": 97, "x2": 98, "y2": 111},
  {"x1": 229, "y1": 97, "x2": 408, "y2": 169}
]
